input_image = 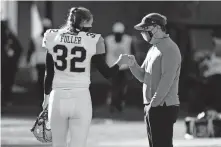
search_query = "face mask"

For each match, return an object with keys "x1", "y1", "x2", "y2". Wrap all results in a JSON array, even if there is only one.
[
  {"x1": 141, "y1": 26, "x2": 155, "y2": 43},
  {"x1": 81, "y1": 27, "x2": 92, "y2": 32},
  {"x1": 141, "y1": 30, "x2": 153, "y2": 43},
  {"x1": 114, "y1": 33, "x2": 123, "y2": 42}
]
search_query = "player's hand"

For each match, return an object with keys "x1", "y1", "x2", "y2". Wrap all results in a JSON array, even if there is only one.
[{"x1": 42, "y1": 94, "x2": 50, "y2": 110}]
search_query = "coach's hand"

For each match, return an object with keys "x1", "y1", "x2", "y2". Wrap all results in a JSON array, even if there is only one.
[
  {"x1": 127, "y1": 55, "x2": 136, "y2": 66},
  {"x1": 42, "y1": 94, "x2": 50, "y2": 110},
  {"x1": 144, "y1": 104, "x2": 151, "y2": 116}
]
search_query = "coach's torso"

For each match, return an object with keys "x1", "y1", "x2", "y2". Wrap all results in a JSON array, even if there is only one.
[{"x1": 142, "y1": 36, "x2": 181, "y2": 107}]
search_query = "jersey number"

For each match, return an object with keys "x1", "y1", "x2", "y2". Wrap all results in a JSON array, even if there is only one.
[{"x1": 53, "y1": 45, "x2": 86, "y2": 72}]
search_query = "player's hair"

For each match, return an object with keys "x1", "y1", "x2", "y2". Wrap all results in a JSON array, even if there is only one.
[{"x1": 64, "y1": 7, "x2": 93, "y2": 32}]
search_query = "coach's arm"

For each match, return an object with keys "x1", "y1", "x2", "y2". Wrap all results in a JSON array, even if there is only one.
[{"x1": 128, "y1": 55, "x2": 146, "y2": 83}]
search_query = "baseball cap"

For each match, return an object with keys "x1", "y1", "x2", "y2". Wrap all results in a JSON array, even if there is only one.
[{"x1": 134, "y1": 13, "x2": 167, "y2": 30}]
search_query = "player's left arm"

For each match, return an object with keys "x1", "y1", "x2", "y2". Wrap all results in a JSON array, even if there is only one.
[{"x1": 91, "y1": 36, "x2": 120, "y2": 79}]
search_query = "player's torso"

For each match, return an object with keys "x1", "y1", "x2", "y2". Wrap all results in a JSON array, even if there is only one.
[{"x1": 46, "y1": 29, "x2": 100, "y2": 88}]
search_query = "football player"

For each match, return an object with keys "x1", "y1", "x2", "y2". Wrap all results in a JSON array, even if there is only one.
[{"x1": 41, "y1": 7, "x2": 127, "y2": 147}]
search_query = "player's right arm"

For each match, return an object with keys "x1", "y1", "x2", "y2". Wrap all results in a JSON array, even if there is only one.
[
  {"x1": 42, "y1": 29, "x2": 55, "y2": 95},
  {"x1": 42, "y1": 51, "x2": 54, "y2": 109},
  {"x1": 44, "y1": 52, "x2": 54, "y2": 95},
  {"x1": 42, "y1": 29, "x2": 55, "y2": 109},
  {"x1": 91, "y1": 36, "x2": 121, "y2": 79}
]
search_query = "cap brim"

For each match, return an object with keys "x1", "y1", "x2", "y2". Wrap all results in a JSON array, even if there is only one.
[
  {"x1": 134, "y1": 22, "x2": 145, "y2": 30},
  {"x1": 134, "y1": 22, "x2": 152, "y2": 30}
]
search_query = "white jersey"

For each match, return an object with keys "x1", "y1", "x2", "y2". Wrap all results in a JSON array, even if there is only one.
[{"x1": 42, "y1": 29, "x2": 101, "y2": 88}]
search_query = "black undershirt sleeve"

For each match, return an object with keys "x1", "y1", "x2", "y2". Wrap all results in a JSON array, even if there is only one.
[
  {"x1": 91, "y1": 53, "x2": 119, "y2": 79},
  {"x1": 44, "y1": 52, "x2": 54, "y2": 95}
]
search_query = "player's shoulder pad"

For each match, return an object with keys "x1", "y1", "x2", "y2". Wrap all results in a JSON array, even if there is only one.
[
  {"x1": 85, "y1": 32, "x2": 101, "y2": 42},
  {"x1": 44, "y1": 29, "x2": 59, "y2": 38},
  {"x1": 42, "y1": 29, "x2": 58, "y2": 48}
]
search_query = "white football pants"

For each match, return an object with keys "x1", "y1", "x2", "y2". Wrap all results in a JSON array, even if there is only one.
[{"x1": 48, "y1": 88, "x2": 92, "y2": 147}]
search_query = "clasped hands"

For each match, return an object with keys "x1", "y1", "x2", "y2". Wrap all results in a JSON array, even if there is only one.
[{"x1": 116, "y1": 54, "x2": 136, "y2": 67}]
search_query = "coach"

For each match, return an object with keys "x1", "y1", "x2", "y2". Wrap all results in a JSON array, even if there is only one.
[{"x1": 127, "y1": 13, "x2": 181, "y2": 147}]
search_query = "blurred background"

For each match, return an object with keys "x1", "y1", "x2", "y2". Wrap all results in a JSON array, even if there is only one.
[{"x1": 1, "y1": 1, "x2": 221, "y2": 147}]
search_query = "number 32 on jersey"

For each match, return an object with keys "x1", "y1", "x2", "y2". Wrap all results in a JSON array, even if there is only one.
[{"x1": 53, "y1": 45, "x2": 86, "y2": 72}]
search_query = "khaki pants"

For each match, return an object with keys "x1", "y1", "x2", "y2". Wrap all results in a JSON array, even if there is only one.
[{"x1": 48, "y1": 88, "x2": 92, "y2": 147}]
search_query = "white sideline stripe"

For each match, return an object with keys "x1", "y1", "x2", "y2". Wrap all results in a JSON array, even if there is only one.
[{"x1": 98, "y1": 138, "x2": 221, "y2": 147}]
